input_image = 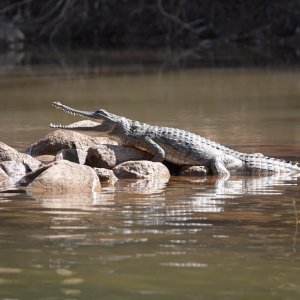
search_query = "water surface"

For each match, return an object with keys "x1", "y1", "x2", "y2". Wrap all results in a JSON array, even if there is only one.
[{"x1": 0, "y1": 63, "x2": 300, "y2": 299}]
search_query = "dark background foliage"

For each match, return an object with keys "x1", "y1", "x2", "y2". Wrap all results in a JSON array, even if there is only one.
[{"x1": 1, "y1": 0, "x2": 300, "y2": 49}]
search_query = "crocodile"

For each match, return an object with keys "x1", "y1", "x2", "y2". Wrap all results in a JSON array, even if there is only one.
[{"x1": 50, "y1": 101, "x2": 300, "y2": 176}]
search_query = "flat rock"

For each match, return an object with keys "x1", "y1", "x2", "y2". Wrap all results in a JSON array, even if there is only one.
[
  {"x1": 55, "y1": 148, "x2": 87, "y2": 164},
  {"x1": 26, "y1": 160, "x2": 101, "y2": 194},
  {"x1": 113, "y1": 160, "x2": 170, "y2": 180},
  {"x1": 25, "y1": 130, "x2": 117, "y2": 156},
  {"x1": 0, "y1": 141, "x2": 41, "y2": 172},
  {"x1": 86, "y1": 145, "x2": 151, "y2": 169},
  {"x1": 94, "y1": 168, "x2": 118, "y2": 184},
  {"x1": 179, "y1": 166, "x2": 211, "y2": 177}
]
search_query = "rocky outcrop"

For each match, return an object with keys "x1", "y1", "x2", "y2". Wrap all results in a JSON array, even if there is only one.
[
  {"x1": 0, "y1": 141, "x2": 41, "y2": 172},
  {"x1": 86, "y1": 145, "x2": 151, "y2": 169},
  {"x1": 113, "y1": 160, "x2": 170, "y2": 180},
  {"x1": 25, "y1": 160, "x2": 101, "y2": 194},
  {"x1": 25, "y1": 130, "x2": 116, "y2": 156}
]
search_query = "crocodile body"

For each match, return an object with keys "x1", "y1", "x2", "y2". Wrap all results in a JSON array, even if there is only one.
[{"x1": 50, "y1": 102, "x2": 300, "y2": 176}]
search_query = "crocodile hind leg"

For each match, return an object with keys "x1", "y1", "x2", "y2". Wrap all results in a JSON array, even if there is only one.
[{"x1": 211, "y1": 158, "x2": 230, "y2": 177}]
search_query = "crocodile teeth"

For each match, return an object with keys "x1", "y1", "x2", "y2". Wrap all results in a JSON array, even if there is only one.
[{"x1": 50, "y1": 123, "x2": 64, "y2": 128}]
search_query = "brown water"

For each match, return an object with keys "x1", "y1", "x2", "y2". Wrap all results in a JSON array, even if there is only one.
[{"x1": 0, "y1": 64, "x2": 300, "y2": 299}]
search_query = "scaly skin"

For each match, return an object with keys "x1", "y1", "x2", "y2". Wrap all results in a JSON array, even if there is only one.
[{"x1": 50, "y1": 101, "x2": 300, "y2": 176}]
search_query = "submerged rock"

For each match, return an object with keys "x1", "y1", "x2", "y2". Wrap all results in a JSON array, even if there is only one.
[
  {"x1": 25, "y1": 160, "x2": 101, "y2": 193},
  {"x1": 25, "y1": 130, "x2": 117, "y2": 156},
  {"x1": 94, "y1": 168, "x2": 118, "y2": 184},
  {"x1": 113, "y1": 160, "x2": 170, "y2": 180},
  {"x1": 179, "y1": 166, "x2": 211, "y2": 177},
  {"x1": 0, "y1": 141, "x2": 41, "y2": 172},
  {"x1": 86, "y1": 145, "x2": 151, "y2": 169}
]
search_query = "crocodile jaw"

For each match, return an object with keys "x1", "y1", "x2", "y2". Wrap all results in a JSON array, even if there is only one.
[{"x1": 50, "y1": 101, "x2": 102, "y2": 129}]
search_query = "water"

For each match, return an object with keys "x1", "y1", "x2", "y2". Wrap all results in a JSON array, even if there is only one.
[{"x1": 0, "y1": 59, "x2": 300, "y2": 299}]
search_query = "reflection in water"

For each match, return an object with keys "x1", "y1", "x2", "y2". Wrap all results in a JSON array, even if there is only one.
[
  {"x1": 0, "y1": 172, "x2": 299, "y2": 299},
  {"x1": 116, "y1": 179, "x2": 168, "y2": 195},
  {"x1": 30, "y1": 190, "x2": 115, "y2": 210}
]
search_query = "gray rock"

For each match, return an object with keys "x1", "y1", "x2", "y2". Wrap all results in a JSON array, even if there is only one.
[
  {"x1": 25, "y1": 129, "x2": 117, "y2": 156},
  {"x1": 113, "y1": 160, "x2": 170, "y2": 180},
  {"x1": 0, "y1": 141, "x2": 41, "y2": 172},
  {"x1": 26, "y1": 160, "x2": 101, "y2": 194},
  {"x1": 86, "y1": 145, "x2": 151, "y2": 169},
  {"x1": 94, "y1": 168, "x2": 118, "y2": 184},
  {"x1": 179, "y1": 166, "x2": 210, "y2": 177},
  {"x1": 55, "y1": 148, "x2": 87, "y2": 164}
]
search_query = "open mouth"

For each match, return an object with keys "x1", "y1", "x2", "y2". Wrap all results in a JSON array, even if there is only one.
[{"x1": 50, "y1": 101, "x2": 96, "y2": 129}]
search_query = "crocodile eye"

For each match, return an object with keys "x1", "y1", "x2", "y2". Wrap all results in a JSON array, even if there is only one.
[{"x1": 95, "y1": 109, "x2": 108, "y2": 115}]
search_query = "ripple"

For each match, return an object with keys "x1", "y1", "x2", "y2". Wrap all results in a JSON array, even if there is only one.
[
  {"x1": 61, "y1": 288, "x2": 81, "y2": 296},
  {"x1": 56, "y1": 268, "x2": 74, "y2": 277},
  {"x1": 62, "y1": 277, "x2": 84, "y2": 285},
  {"x1": 161, "y1": 262, "x2": 208, "y2": 268},
  {"x1": 0, "y1": 267, "x2": 22, "y2": 274}
]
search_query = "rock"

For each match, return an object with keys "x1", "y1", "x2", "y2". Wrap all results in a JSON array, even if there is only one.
[
  {"x1": 86, "y1": 145, "x2": 151, "y2": 169},
  {"x1": 66, "y1": 120, "x2": 109, "y2": 138},
  {"x1": 26, "y1": 160, "x2": 101, "y2": 194},
  {"x1": 113, "y1": 160, "x2": 170, "y2": 180},
  {"x1": 17, "y1": 164, "x2": 53, "y2": 187},
  {"x1": 36, "y1": 155, "x2": 55, "y2": 165},
  {"x1": 179, "y1": 166, "x2": 210, "y2": 177},
  {"x1": 55, "y1": 148, "x2": 87, "y2": 164},
  {"x1": 0, "y1": 161, "x2": 27, "y2": 178},
  {"x1": 94, "y1": 168, "x2": 118, "y2": 184},
  {"x1": 25, "y1": 130, "x2": 117, "y2": 156},
  {"x1": 0, "y1": 141, "x2": 41, "y2": 172}
]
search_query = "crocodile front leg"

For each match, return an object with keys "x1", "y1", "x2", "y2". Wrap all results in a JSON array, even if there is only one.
[{"x1": 138, "y1": 137, "x2": 166, "y2": 162}]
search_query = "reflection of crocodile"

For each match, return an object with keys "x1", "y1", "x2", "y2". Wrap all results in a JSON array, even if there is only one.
[{"x1": 50, "y1": 102, "x2": 300, "y2": 177}]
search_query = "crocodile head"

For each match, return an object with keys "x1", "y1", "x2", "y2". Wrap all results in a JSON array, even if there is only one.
[{"x1": 50, "y1": 101, "x2": 120, "y2": 132}]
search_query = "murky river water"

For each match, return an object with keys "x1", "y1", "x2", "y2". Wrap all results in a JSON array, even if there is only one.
[{"x1": 0, "y1": 61, "x2": 300, "y2": 299}]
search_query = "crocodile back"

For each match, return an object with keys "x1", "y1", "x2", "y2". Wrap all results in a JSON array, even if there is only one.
[{"x1": 146, "y1": 125, "x2": 240, "y2": 165}]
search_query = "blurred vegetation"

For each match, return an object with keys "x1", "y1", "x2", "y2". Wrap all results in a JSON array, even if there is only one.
[
  {"x1": 0, "y1": 0, "x2": 300, "y2": 69},
  {"x1": 0, "y1": 0, "x2": 300, "y2": 49}
]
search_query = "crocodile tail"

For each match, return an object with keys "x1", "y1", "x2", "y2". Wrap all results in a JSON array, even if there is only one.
[{"x1": 239, "y1": 153, "x2": 300, "y2": 174}]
